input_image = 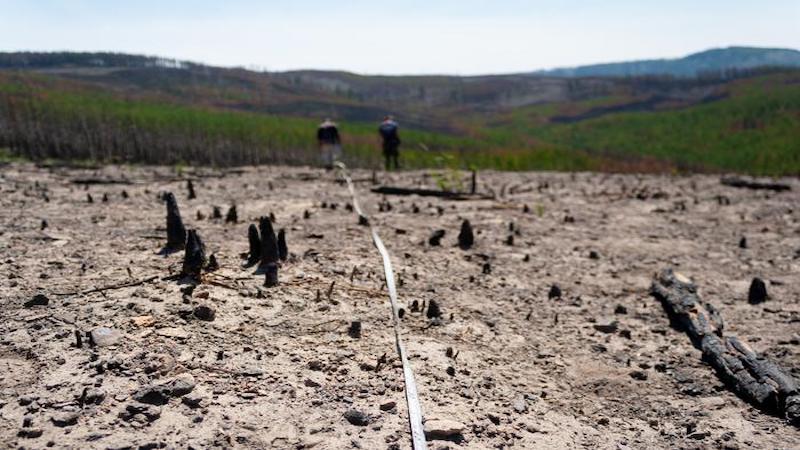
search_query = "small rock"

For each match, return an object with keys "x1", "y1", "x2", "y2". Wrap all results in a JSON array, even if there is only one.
[
  {"x1": 687, "y1": 431, "x2": 710, "y2": 440},
  {"x1": 24, "y1": 294, "x2": 49, "y2": 308},
  {"x1": 17, "y1": 428, "x2": 43, "y2": 439},
  {"x1": 50, "y1": 411, "x2": 80, "y2": 427},
  {"x1": 512, "y1": 395, "x2": 527, "y2": 413},
  {"x1": 193, "y1": 304, "x2": 216, "y2": 321},
  {"x1": 548, "y1": 284, "x2": 562, "y2": 300},
  {"x1": 181, "y1": 391, "x2": 204, "y2": 409},
  {"x1": 131, "y1": 315, "x2": 155, "y2": 327},
  {"x1": 614, "y1": 304, "x2": 628, "y2": 315},
  {"x1": 121, "y1": 402, "x2": 161, "y2": 422},
  {"x1": 380, "y1": 401, "x2": 397, "y2": 411},
  {"x1": 156, "y1": 327, "x2": 189, "y2": 339},
  {"x1": 344, "y1": 409, "x2": 371, "y2": 426},
  {"x1": 593, "y1": 320, "x2": 619, "y2": 334},
  {"x1": 424, "y1": 419, "x2": 465, "y2": 440},
  {"x1": 630, "y1": 370, "x2": 648, "y2": 381},
  {"x1": 588, "y1": 251, "x2": 600, "y2": 260},
  {"x1": 89, "y1": 327, "x2": 122, "y2": 347},
  {"x1": 81, "y1": 387, "x2": 106, "y2": 405}
]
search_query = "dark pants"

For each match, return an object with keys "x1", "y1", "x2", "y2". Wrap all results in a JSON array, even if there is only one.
[{"x1": 383, "y1": 142, "x2": 399, "y2": 171}]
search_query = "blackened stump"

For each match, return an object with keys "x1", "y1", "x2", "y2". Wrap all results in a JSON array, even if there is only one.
[
  {"x1": 263, "y1": 262, "x2": 279, "y2": 287},
  {"x1": 187, "y1": 180, "x2": 196, "y2": 199},
  {"x1": 225, "y1": 205, "x2": 238, "y2": 224},
  {"x1": 212, "y1": 206, "x2": 222, "y2": 219},
  {"x1": 748, "y1": 278, "x2": 768, "y2": 304},
  {"x1": 427, "y1": 299, "x2": 442, "y2": 319},
  {"x1": 458, "y1": 220, "x2": 474, "y2": 250},
  {"x1": 206, "y1": 254, "x2": 220, "y2": 272},
  {"x1": 429, "y1": 230, "x2": 446, "y2": 246},
  {"x1": 348, "y1": 321, "x2": 362, "y2": 339},
  {"x1": 164, "y1": 192, "x2": 186, "y2": 251},
  {"x1": 259, "y1": 216, "x2": 279, "y2": 267},
  {"x1": 277, "y1": 229, "x2": 288, "y2": 261},
  {"x1": 247, "y1": 224, "x2": 261, "y2": 265},
  {"x1": 548, "y1": 284, "x2": 562, "y2": 300},
  {"x1": 182, "y1": 229, "x2": 207, "y2": 281}
]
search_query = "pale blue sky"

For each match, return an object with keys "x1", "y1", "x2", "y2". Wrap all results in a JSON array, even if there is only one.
[{"x1": 1, "y1": 0, "x2": 798, "y2": 75}]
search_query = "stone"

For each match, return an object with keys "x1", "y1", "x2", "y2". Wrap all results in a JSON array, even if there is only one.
[
  {"x1": 548, "y1": 284, "x2": 562, "y2": 300},
  {"x1": 424, "y1": 419, "x2": 465, "y2": 440},
  {"x1": 134, "y1": 373, "x2": 195, "y2": 405},
  {"x1": 629, "y1": 370, "x2": 648, "y2": 381},
  {"x1": 343, "y1": 409, "x2": 371, "y2": 426},
  {"x1": 593, "y1": 319, "x2": 619, "y2": 334},
  {"x1": 131, "y1": 315, "x2": 155, "y2": 327},
  {"x1": 81, "y1": 387, "x2": 106, "y2": 405},
  {"x1": 90, "y1": 327, "x2": 122, "y2": 347},
  {"x1": 17, "y1": 428, "x2": 43, "y2": 439},
  {"x1": 50, "y1": 411, "x2": 80, "y2": 427},
  {"x1": 193, "y1": 304, "x2": 216, "y2": 321},
  {"x1": 182, "y1": 391, "x2": 204, "y2": 408},
  {"x1": 380, "y1": 401, "x2": 397, "y2": 411},
  {"x1": 512, "y1": 395, "x2": 527, "y2": 413},
  {"x1": 24, "y1": 294, "x2": 49, "y2": 308},
  {"x1": 121, "y1": 402, "x2": 161, "y2": 422},
  {"x1": 614, "y1": 304, "x2": 628, "y2": 315},
  {"x1": 156, "y1": 327, "x2": 189, "y2": 339}
]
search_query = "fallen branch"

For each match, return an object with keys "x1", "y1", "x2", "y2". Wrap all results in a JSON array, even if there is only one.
[
  {"x1": 651, "y1": 269, "x2": 800, "y2": 425},
  {"x1": 721, "y1": 177, "x2": 791, "y2": 192},
  {"x1": 55, "y1": 275, "x2": 159, "y2": 296},
  {"x1": 371, "y1": 186, "x2": 493, "y2": 200}
]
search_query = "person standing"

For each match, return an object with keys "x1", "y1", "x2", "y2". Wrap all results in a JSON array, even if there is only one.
[
  {"x1": 379, "y1": 115, "x2": 401, "y2": 171},
  {"x1": 317, "y1": 118, "x2": 341, "y2": 170}
]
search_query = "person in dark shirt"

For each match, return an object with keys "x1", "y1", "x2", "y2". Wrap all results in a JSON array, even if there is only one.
[
  {"x1": 317, "y1": 118, "x2": 342, "y2": 170},
  {"x1": 379, "y1": 116, "x2": 401, "y2": 171}
]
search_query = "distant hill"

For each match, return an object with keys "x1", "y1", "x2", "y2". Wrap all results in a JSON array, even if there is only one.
[{"x1": 535, "y1": 47, "x2": 800, "y2": 78}]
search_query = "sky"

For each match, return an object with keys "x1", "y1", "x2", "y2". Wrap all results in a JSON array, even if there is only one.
[{"x1": 1, "y1": 0, "x2": 798, "y2": 75}]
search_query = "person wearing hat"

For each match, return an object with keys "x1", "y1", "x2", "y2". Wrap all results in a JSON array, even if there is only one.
[
  {"x1": 379, "y1": 115, "x2": 401, "y2": 171},
  {"x1": 317, "y1": 118, "x2": 342, "y2": 170}
]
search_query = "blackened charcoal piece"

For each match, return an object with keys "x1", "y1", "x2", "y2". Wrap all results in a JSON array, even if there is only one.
[
  {"x1": 505, "y1": 235, "x2": 514, "y2": 246},
  {"x1": 247, "y1": 224, "x2": 261, "y2": 265},
  {"x1": 739, "y1": 237, "x2": 748, "y2": 249},
  {"x1": 40, "y1": 220, "x2": 48, "y2": 230},
  {"x1": 482, "y1": 263, "x2": 491, "y2": 275},
  {"x1": 748, "y1": 278, "x2": 768, "y2": 304},
  {"x1": 458, "y1": 220, "x2": 474, "y2": 250},
  {"x1": 87, "y1": 193, "x2": 94, "y2": 203},
  {"x1": 121, "y1": 190, "x2": 129, "y2": 199},
  {"x1": 303, "y1": 210, "x2": 311, "y2": 220},
  {"x1": 182, "y1": 229, "x2": 207, "y2": 281},
  {"x1": 277, "y1": 229, "x2": 288, "y2": 261},
  {"x1": 212, "y1": 206, "x2": 222, "y2": 219},
  {"x1": 348, "y1": 321, "x2": 362, "y2": 339},
  {"x1": 164, "y1": 192, "x2": 186, "y2": 251},
  {"x1": 429, "y1": 230, "x2": 446, "y2": 246},
  {"x1": 263, "y1": 262, "x2": 279, "y2": 287},
  {"x1": 196, "y1": 210, "x2": 205, "y2": 221},
  {"x1": 426, "y1": 300, "x2": 442, "y2": 319},
  {"x1": 225, "y1": 205, "x2": 238, "y2": 224},
  {"x1": 259, "y1": 216, "x2": 279, "y2": 267},
  {"x1": 548, "y1": 284, "x2": 562, "y2": 300},
  {"x1": 206, "y1": 254, "x2": 220, "y2": 272},
  {"x1": 358, "y1": 215, "x2": 369, "y2": 226},
  {"x1": 187, "y1": 180, "x2": 196, "y2": 199},
  {"x1": 102, "y1": 193, "x2": 109, "y2": 203}
]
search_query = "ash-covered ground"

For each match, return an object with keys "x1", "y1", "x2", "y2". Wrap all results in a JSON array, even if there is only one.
[{"x1": 1, "y1": 163, "x2": 799, "y2": 449}]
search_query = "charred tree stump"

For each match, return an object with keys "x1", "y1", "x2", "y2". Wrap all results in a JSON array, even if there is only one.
[
  {"x1": 246, "y1": 224, "x2": 261, "y2": 266},
  {"x1": 225, "y1": 205, "x2": 238, "y2": 224},
  {"x1": 470, "y1": 170, "x2": 477, "y2": 195},
  {"x1": 748, "y1": 278, "x2": 768, "y2": 304},
  {"x1": 651, "y1": 269, "x2": 800, "y2": 425},
  {"x1": 212, "y1": 206, "x2": 222, "y2": 219},
  {"x1": 458, "y1": 220, "x2": 474, "y2": 250},
  {"x1": 164, "y1": 192, "x2": 186, "y2": 251},
  {"x1": 277, "y1": 229, "x2": 288, "y2": 261},
  {"x1": 182, "y1": 229, "x2": 207, "y2": 281},
  {"x1": 187, "y1": 180, "x2": 197, "y2": 199},
  {"x1": 263, "y1": 263, "x2": 279, "y2": 287},
  {"x1": 259, "y1": 217, "x2": 279, "y2": 286}
]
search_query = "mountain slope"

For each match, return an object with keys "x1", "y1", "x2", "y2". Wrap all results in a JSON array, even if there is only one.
[{"x1": 535, "y1": 47, "x2": 800, "y2": 78}]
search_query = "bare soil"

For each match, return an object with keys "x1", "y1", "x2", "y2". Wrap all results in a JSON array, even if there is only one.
[{"x1": 1, "y1": 163, "x2": 799, "y2": 450}]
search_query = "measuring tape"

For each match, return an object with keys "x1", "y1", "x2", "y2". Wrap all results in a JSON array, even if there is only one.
[{"x1": 336, "y1": 163, "x2": 428, "y2": 450}]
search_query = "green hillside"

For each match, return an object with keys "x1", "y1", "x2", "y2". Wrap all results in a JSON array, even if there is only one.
[{"x1": 0, "y1": 52, "x2": 798, "y2": 175}]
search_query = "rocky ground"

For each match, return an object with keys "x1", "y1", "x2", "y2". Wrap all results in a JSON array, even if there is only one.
[{"x1": 1, "y1": 162, "x2": 799, "y2": 450}]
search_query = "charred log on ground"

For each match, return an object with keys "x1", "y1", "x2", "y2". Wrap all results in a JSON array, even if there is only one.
[{"x1": 651, "y1": 269, "x2": 800, "y2": 425}]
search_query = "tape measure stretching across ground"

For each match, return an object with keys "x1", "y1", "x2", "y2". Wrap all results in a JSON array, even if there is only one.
[{"x1": 335, "y1": 163, "x2": 428, "y2": 450}]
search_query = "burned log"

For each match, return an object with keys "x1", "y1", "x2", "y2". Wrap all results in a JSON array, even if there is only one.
[
  {"x1": 458, "y1": 220, "x2": 474, "y2": 250},
  {"x1": 182, "y1": 229, "x2": 207, "y2": 281},
  {"x1": 721, "y1": 177, "x2": 791, "y2": 192},
  {"x1": 371, "y1": 186, "x2": 493, "y2": 200},
  {"x1": 164, "y1": 192, "x2": 186, "y2": 251},
  {"x1": 277, "y1": 229, "x2": 288, "y2": 262},
  {"x1": 225, "y1": 205, "x2": 238, "y2": 224},
  {"x1": 651, "y1": 269, "x2": 800, "y2": 425},
  {"x1": 246, "y1": 224, "x2": 261, "y2": 266}
]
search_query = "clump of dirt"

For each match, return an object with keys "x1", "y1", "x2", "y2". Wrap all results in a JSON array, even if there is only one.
[{"x1": 1, "y1": 163, "x2": 799, "y2": 449}]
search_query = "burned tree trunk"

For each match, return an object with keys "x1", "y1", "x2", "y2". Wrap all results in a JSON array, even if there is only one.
[
  {"x1": 187, "y1": 180, "x2": 197, "y2": 199},
  {"x1": 651, "y1": 269, "x2": 800, "y2": 425},
  {"x1": 182, "y1": 229, "x2": 207, "y2": 281},
  {"x1": 259, "y1": 216, "x2": 279, "y2": 267},
  {"x1": 277, "y1": 229, "x2": 288, "y2": 262},
  {"x1": 225, "y1": 205, "x2": 238, "y2": 224},
  {"x1": 721, "y1": 177, "x2": 791, "y2": 192},
  {"x1": 164, "y1": 192, "x2": 186, "y2": 251},
  {"x1": 246, "y1": 224, "x2": 261, "y2": 266},
  {"x1": 458, "y1": 220, "x2": 474, "y2": 250}
]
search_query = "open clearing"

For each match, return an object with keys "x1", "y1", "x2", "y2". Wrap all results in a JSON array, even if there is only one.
[{"x1": 1, "y1": 163, "x2": 799, "y2": 449}]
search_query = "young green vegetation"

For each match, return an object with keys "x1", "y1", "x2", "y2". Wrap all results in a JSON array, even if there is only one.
[{"x1": 0, "y1": 70, "x2": 798, "y2": 174}]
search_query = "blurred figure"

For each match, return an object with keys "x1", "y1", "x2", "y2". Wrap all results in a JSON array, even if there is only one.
[
  {"x1": 317, "y1": 118, "x2": 341, "y2": 170},
  {"x1": 379, "y1": 115, "x2": 401, "y2": 171}
]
